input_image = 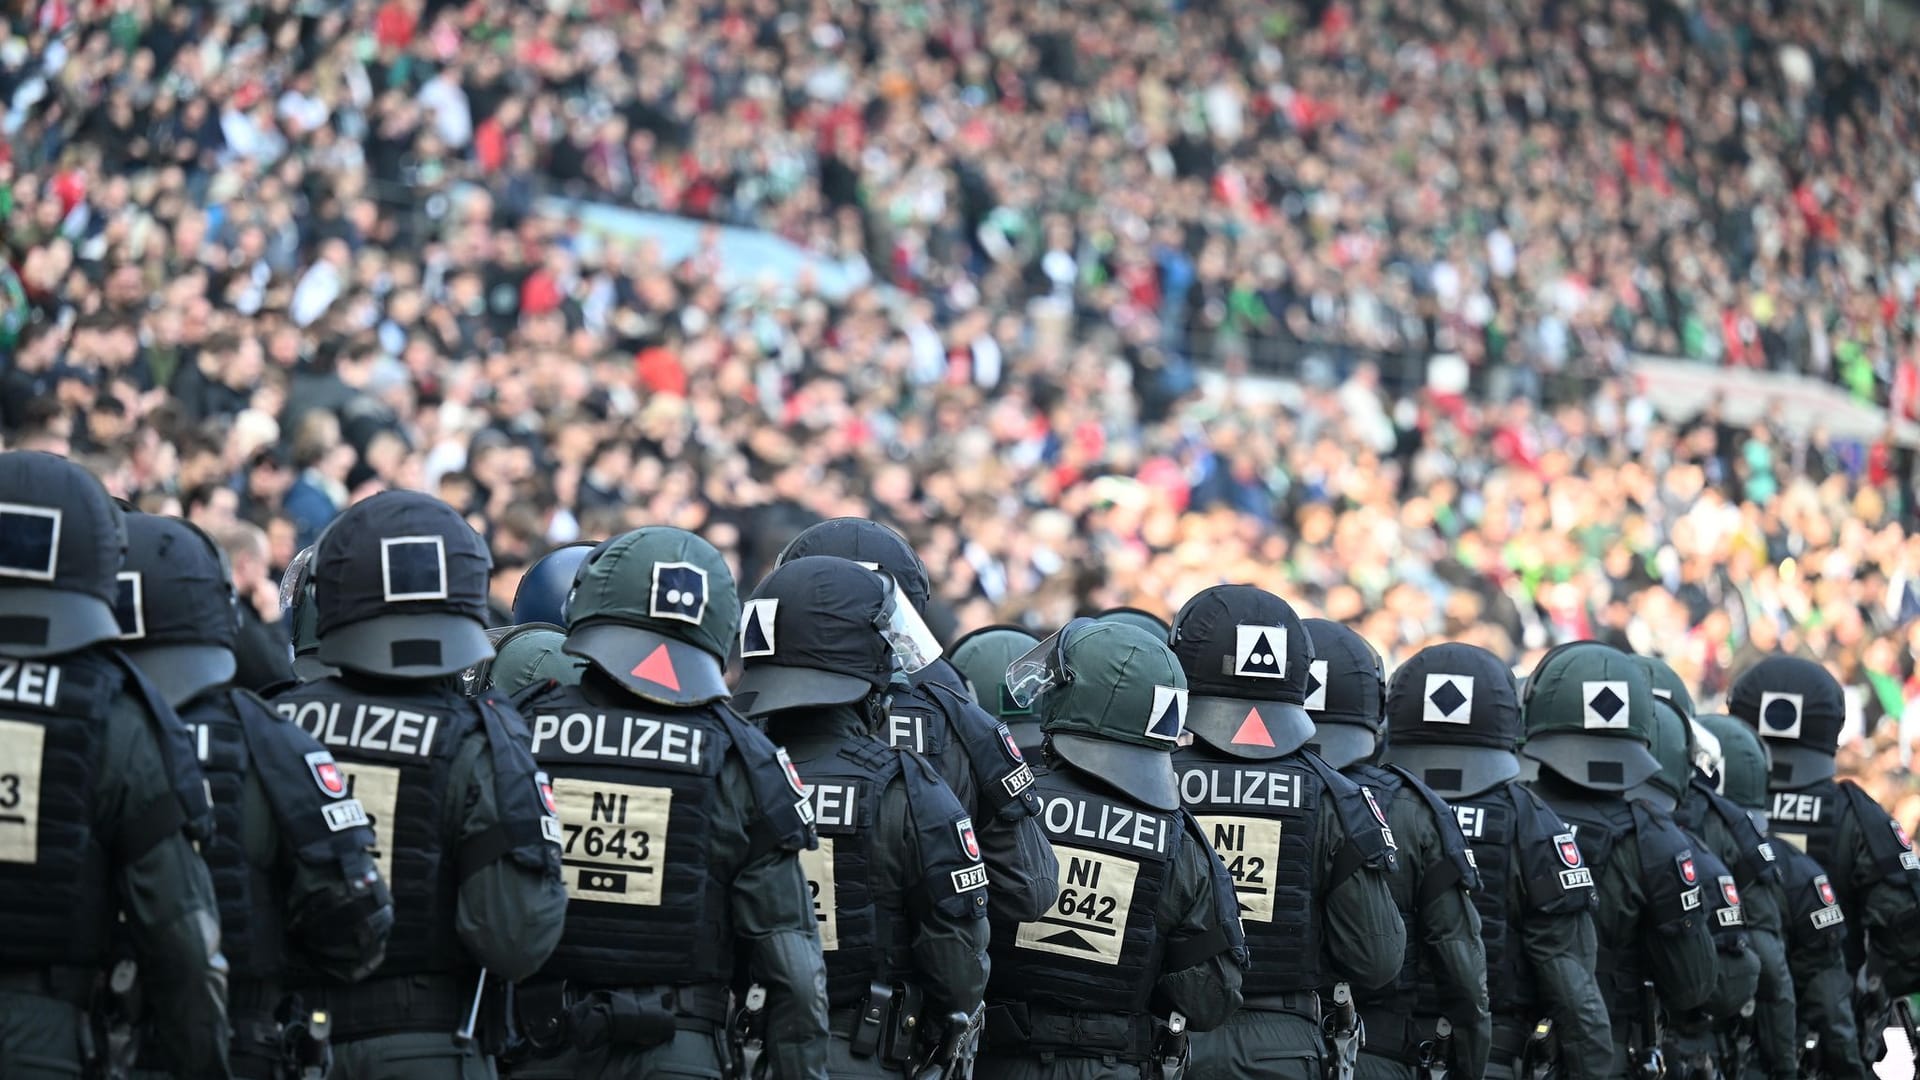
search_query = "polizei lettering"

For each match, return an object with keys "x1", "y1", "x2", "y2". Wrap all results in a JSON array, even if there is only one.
[
  {"x1": 1041, "y1": 794, "x2": 1170, "y2": 854},
  {"x1": 1451, "y1": 803, "x2": 1486, "y2": 839},
  {"x1": 805, "y1": 782, "x2": 860, "y2": 829},
  {"x1": 1177, "y1": 766, "x2": 1304, "y2": 810},
  {"x1": 530, "y1": 712, "x2": 704, "y2": 767},
  {"x1": 0, "y1": 659, "x2": 60, "y2": 708},
  {"x1": 1770, "y1": 791, "x2": 1824, "y2": 823},
  {"x1": 278, "y1": 700, "x2": 441, "y2": 757}
]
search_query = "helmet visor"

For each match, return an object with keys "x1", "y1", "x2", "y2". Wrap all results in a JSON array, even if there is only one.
[
  {"x1": 1005, "y1": 616, "x2": 1097, "y2": 708},
  {"x1": 279, "y1": 545, "x2": 316, "y2": 615},
  {"x1": 878, "y1": 574, "x2": 942, "y2": 674}
]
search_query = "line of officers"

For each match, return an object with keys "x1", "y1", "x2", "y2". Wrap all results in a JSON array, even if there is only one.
[{"x1": 1, "y1": 450, "x2": 1917, "y2": 1080}]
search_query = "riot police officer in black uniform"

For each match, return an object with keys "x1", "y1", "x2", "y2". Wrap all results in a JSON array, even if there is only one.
[
  {"x1": 1383, "y1": 643, "x2": 1612, "y2": 1080},
  {"x1": 776, "y1": 519, "x2": 1056, "y2": 922},
  {"x1": 1303, "y1": 618, "x2": 1490, "y2": 1079},
  {"x1": 271, "y1": 490, "x2": 569, "y2": 1079},
  {"x1": 732, "y1": 555, "x2": 988, "y2": 1077},
  {"x1": 0, "y1": 452, "x2": 232, "y2": 1078},
  {"x1": 1729, "y1": 655, "x2": 1920, "y2": 1068},
  {"x1": 512, "y1": 526, "x2": 829, "y2": 1079},
  {"x1": 1519, "y1": 642, "x2": 1719, "y2": 1077},
  {"x1": 117, "y1": 512, "x2": 393, "y2": 1079},
  {"x1": 1165, "y1": 587, "x2": 1402, "y2": 1078}
]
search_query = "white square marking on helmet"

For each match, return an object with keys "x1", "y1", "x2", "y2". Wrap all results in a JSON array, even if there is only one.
[
  {"x1": 1146, "y1": 684, "x2": 1188, "y2": 741},
  {"x1": 1423, "y1": 672, "x2": 1475, "y2": 723},
  {"x1": 0, "y1": 503, "x2": 61, "y2": 582},
  {"x1": 1757, "y1": 691, "x2": 1803, "y2": 741},
  {"x1": 1581, "y1": 680, "x2": 1630, "y2": 729},
  {"x1": 740, "y1": 598, "x2": 778, "y2": 658},
  {"x1": 380, "y1": 535, "x2": 449, "y2": 602},
  {"x1": 1302, "y1": 659, "x2": 1328, "y2": 711},
  {"x1": 113, "y1": 571, "x2": 145, "y2": 640},
  {"x1": 1232, "y1": 624, "x2": 1287, "y2": 679},
  {"x1": 648, "y1": 561, "x2": 709, "y2": 625}
]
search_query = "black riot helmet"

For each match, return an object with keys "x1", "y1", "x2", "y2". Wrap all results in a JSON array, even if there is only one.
[
  {"x1": 1167, "y1": 584, "x2": 1315, "y2": 759},
  {"x1": 1383, "y1": 642, "x2": 1525, "y2": 798},
  {"x1": 0, "y1": 451, "x2": 128, "y2": 657},
  {"x1": 279, "y1": 532, "x2": 337, "y2": 682},
  {"x1": 115, "y1": 514, "x2": 239, "y2": 706},
  {"x1": 311, "y1": 491, "x2": 495, "y2": 679},
  {"x1": 776, "y1": 517, "x2": 932, "y2": 613},
  {"x1": 1728, "y1": 654, "x2": 1845, "y2": 789},
  {"x1": 731, "y1": 556, "x2": 940, "y2": 718},
  {"x1": 513, "y1": 539, "x2": 597, "y2": 627},
  {"x1": 1300, "y1": 618, "x2": 1387, "y2": 769},
  {"x1": 1518, "y1": 641, "x2": 1660, "y2": 794}
]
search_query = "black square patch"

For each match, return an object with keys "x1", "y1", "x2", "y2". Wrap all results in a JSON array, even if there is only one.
[
  {"x1": 381, "y1": 536, "x2": 448, "y2": 602},
  {"x1": 649, "y1": 562, "x2": 708, "y2": 625},
  {"x1": 0, "y1": 504, "x2": 60, "y2": 581}
]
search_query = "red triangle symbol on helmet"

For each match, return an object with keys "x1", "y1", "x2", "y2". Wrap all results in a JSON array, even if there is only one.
[
  {"x1": 632, "y1": 644, "x2": 680, "y2": 691},
  {"x1": 1232, "y1": 707, "x2": 1275, "y2": 747}
]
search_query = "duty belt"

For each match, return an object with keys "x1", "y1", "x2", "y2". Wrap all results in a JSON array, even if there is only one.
[
  {"x1": 983, "y1": 1002, "x2": 1157, "y2": 1060},
  {"x1": 1243, "y1": 990, "x2": 1323, "y2": 1024},
  {"x1": 589, "y1": 982, "x2": 730, "y2": 1029},
  {"x1": 1491, "y1": 1016, "x2": 1535, "y2": 1063},
  {"x1": 1358, "y1": 1007, "x2": 1425, "y2": 1065},
  {"x1": 0, "y1": 965, "x2": 95, "y2": 1007},
  {"x1": 310, "y1": 973, "x2": 472, "y2": 1040}
]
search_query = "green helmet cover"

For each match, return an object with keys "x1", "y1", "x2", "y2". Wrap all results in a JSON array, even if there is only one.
[
  {"x1": 1040, "y1": 621, "x2": 1188, "y2": 811},
  {"x1": 562, "y1": 526, "x2": 738, "y2": 705},
  {"x1": 491, "y1": 625, "x2": 586, "y2": 695},
  {"x1": 1638, "y1": 694, "x2": 1694, "y2": 808},
  {"x1": 1694, "y1": 712, "x2": 1771, "y2": 812},
  {"x1": 1637, "y1": 655, "x2": 1696, "y2": 720},
  {"x1": 1520, "y1": 642, "x2": 1660, "y2": 792},
  {"x1": 1096, "y1": 606, "x2": 1172, "y2": 642},
  {"x1": 949, "y1": 625, "x2": 1041, "y2": 722}
]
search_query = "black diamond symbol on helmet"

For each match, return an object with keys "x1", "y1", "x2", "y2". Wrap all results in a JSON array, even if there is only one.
[
  {"x1": 1429, "y1": 680, "x2": 1466, "y2": 716},
  {"x1": 1590, "y1": 687, "x2": 1624, "y2": 721}
]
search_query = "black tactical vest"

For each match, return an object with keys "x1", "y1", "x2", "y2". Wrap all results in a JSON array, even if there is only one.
[
  {"x1": 901, "y1": 662, "x2": 1039, "y2": 819},
  {"x1": 1680, "y1": 777, "x2": 1781, "y2": 895},
  {"x1": 992, "y1": 766, "x2": 1180, "y2": 1013},
  {"x1": 519, "y1": 682, "x2": 733, "y2": 988},
  {"x1": 1431, "y1": 780, "x2": 1593, "y2": 1019},
  {"x1": 1344, "y1": 762, "x2": 1480, "y2": 1008},
  {"x1": 783, "y1": 737, "x2": 914, "y2": 1008},
  {"x1": 1771, "y1": 776, "x2": 1920, "y2": 972},
  {"x1": 1771, "y1": 835, "x2": 1847, "y2": 951},
  {"x1": 178, "y1": 688, "x2": 271, "y2": 976},
  {"x1": 0, "y1": 649, "x2": 121, "y2": 968},
  {"x1": 275, "y1": 676, "x2": 479, "y2": 978}
]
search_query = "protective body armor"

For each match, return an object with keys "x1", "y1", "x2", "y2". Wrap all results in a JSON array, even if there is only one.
[
  {"x1": 518, "y1": 681, "x2": 733, "y2": 989},
  {"x1": 1343, "y1": 762, "x2": 1479, "y2": 1008},
  {"x1": 785, "y1": 737, "x2": 915, "y2": 1009},
  {"x1": 896, "y1": 662, "x2": 1038, "y2": 818},
  {"x1": 1537, "y1": 791, "x2": 1700, "y2": 1017},
  {"x1": 275, "y1": 676, "x2": 554, "y2": 979},
  {"x1": 0, "y1": 649, "x2": 122, "y2": 968},
  {"x1": 1769, "y1": 776, "x2": 1920, "y2": 971},
  {"x1": 178, "y1": 688, "x2": 270, "y2": 975},
  {"x1": 1771, "y1": 835, "x2": 1847, "y2": 947},
  {"x1": 993, "y1": 765, "x2": 1181, "y2": 1013},
  {"x1": 1679, "y1": 777, "x2": 1781, "y2": 895},
  {"x1": 1429, "y1": 780, "x2": 1593, "y2": 1020}
]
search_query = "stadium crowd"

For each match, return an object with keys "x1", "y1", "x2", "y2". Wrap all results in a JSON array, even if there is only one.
[{"x1": 1, "y1": 0, "x2": 1919, "y2": 823}]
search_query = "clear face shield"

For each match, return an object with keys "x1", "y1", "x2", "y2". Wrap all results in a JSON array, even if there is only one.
[
  {"x1": 279, "y1": 544, "x2": 317, "y2": 616},
  {"x1": 1004, "y1": 616, "x2": 1099, "y2": 709},
  {"x1": 1690, "y1": 719, "x2": 1724, "y2": 777},
  {"x1": 874, "y1": 571, "x2": 942, "y2": 675}
]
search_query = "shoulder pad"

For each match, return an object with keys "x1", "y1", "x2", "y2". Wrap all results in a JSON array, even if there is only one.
[
  {"x1": 1506, "y1": 782, "x2": 1598, "y2": 913},
  {"x1": 1838, "y1": 780, "x2": 1920, "y2": 882},
  {"x1": 714, "y1": 704, "x2": 817, "y2": 853},
  {"x1": 1631, "y1": 803, "x2": 1706, "y2": 927},
  {"x1": 1385, "y1": 763, "x2": 1482, "y2": 893},
  {"x1": 1180, "y1": 808, "x2": 1251, "y2": 969},
  {"x1": 927, "y1": 681, "x2": 1038, "y2": 819},
  {"x1": 879, "y1": 684, "x2": 952, "y2": 758},
  {"x1": 1699, "y1": 784, "x2": 1783, "y2": 888},
  {"x1": 898, "y1": 750, "x2": 990, "y2": 920},
  {"x1": 1300, "y1": 749, "x2": 1397, "y2": 871},
  {"x1": 109, "y1": 650, "x2": 215, "y2": 842},
  {"x1": 472, "y1": 695, "x2": 564, "y2": 878}
]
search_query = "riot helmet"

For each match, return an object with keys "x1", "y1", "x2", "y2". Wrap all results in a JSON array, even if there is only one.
[
  {"x1": 116, "y1": 513, "x2": 238, "y2": 706},
  {"x1": 1383, "y1": 642, "x2": 1525, "y2": 798},
  {"x1": 1300, "y1": 618, "x2": 1387, "y2": 769}
]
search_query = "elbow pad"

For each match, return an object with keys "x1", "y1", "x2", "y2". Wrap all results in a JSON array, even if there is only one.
[{"x1": 288, "y1": 858, "x2": 395, "y2": 983}]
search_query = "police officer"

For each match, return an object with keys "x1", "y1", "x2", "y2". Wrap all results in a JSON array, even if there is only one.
[
  {"x1": 1519, "y1": 642, "x2": 1719, "y2": 1076},
  {"x1": 732, "y1": 555, "x2": 987, "y2": 1076},
  {"x1": 512, "y1": 527, "x2": 829, "y2": 1079},
  {"x1": 1694, "y1": 711, "x2": 1862, "y2": 1079},
  {"x1": 1630, "y1": 676, "x2": 1759, "y2": 1078},
  {"x1": 271, "y1": 490, "x2": 569, "y2": 1079},
  {"x1": 776, "y1": 519, "x2": 1057, "y2": 923},
  {"x1": 0, "y1": 451, "x2": 232, "y2": 1078},
  {"x1": 486, "y1": 624, "x2": 584, "y2": 697},
  {"x1": 1647, "y1": 658, "x2": 1793, "y2": 1080},
  {"x1": 511, "y1": 541, "x2": 599, "y2": 627},
  {"x1": 947, "y1": 624, "x2": 1043, "y2": 756},
  {"x1": 1162, "y1": 587, "x2": 1400, "y2": 1079},
  {"x1": 1384, "y1": 643, "x2": 1613, "y2": 1080},
  {"x1": 1303, "y1": 619, "x2": 1490, "y2": 1079},
  {"x1": 984, "y1": 618, "x2": 1247, "y2": 1077},
  {"x1": 1728, "y1": 655, "x2": 1920, "y2": 1065},
  {"x1": 116, "y1": 512, "x2": 394, "y2": 1079}
]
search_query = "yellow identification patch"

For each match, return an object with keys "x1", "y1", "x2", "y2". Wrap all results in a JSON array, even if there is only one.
[
  {"x1": 0, "y1": 719, "x2": 44, "y2": 864},
  {"x1": 336, "y1": 762, "x2": 400, "y2": 883},
  {"x1": 798, "y1": 838, "x2": 839, "y2": 951},
  {"x1": 1196, "y1": 814, "x2": 1284, "y2": 923},
  {"x1": 552, "y1": 778, "x2": 671, "y2": 906},
  {"x1": 1015, "y1": 844, "x2": 1140, "y2": 966}
]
